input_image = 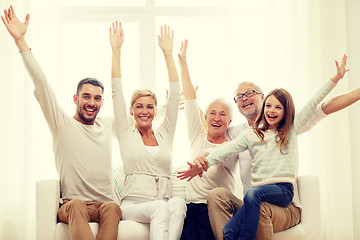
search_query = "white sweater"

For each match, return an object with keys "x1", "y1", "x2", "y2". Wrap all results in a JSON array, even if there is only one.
[
  {"x1": 112, "y1": 77, "x2": 180, "y2": 200},
  {"x1": 21, "y1": 51, "x2": 115, "y2": 202}
]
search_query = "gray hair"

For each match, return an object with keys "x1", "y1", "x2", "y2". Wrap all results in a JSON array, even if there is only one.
[
  {"x1": 234, "y1": 81, "x2": 263, "y2": 96},
  {"x1": 204, "y1": 98, "x2": 233, "y2": 120}
]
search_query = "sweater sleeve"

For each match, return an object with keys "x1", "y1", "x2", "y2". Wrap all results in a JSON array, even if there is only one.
[
  {"x1": 206, "y1": 133, "x2": 249, "y2": 167},
  {"x1": 296, "y1": 104, "x2": 327, "y2": 134},
  {"x1": 112, "y1": 77, "x2": 131, "y2": 139},
  {"x1": 184, "y1": 98, "x2": 207, "y2": 146},
  {"x1": 20, "y1": 50, "x2": 65, "y2": 133},
  {"x1": 157, "y1": 81, "x2": 180, "y2": 140},
  {"x1": 294, "y1": 80, "x2": 336, "y2": 135}
]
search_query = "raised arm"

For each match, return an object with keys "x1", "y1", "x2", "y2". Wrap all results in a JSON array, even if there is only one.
[
  {"x1": 177, "y1": 40, "x2": 207, "y2": 131},
  {"x1": 178, "y1": 39, "x2": 196, "y2": 99},
  {"x1": 156, "y1": 25, "x2": 180, "y2": 138},
  {"x1": 157, "y1": 25, "x2": 179, "y2": 83},
  {"x1": 294, "y1": 54, "x2": 349, "y2": 135},
  {"x1": 1, "y1": 5, "x2": 30, "y2": 51},
  {"x1": 110, "y1": 21, "x2": 131, "y2": 137},
  {"x1": 321, "y1": 87, "x2": 360, "y2": 114},
  {"x1": 2, "y1": 6, "x2": 65, "y2": 133},
  {"x1": 330, "y1": 54, "x2": 349, "y2": 84},
  {"x1": 320, "y1": 55, "x2": 358, "y2": 114},
  {"x1": 110, "y1": 21, "x2": 124, "y2": 79}
]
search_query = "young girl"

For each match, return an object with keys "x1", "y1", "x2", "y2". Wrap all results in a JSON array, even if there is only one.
[{"x1": 178, "y1": 55, "x2": 349, "y2": 240}]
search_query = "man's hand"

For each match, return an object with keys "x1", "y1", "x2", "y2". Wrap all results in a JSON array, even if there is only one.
[
  {"x1": 1, "y1": 5, "x2": 29, "y2": 41},
  {"x1": 110, "y1": 21, "x2": 124, "y2": 50}
]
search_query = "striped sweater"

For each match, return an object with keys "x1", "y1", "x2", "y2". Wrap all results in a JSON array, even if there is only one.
[{"x1": 207, "y1": 80, "x2": 336, "y2": 187}]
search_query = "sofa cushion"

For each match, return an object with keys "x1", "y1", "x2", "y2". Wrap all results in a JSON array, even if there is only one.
[
  {"x1": 171, "y1": 165, "x2": 187, "y2": 199},
  {"x1": 113, "y1": 166, "x2": 126, "y2": 205},
  {"x1": 273, "y1": 224, "x2": 305, "y2": 240},
  {"x1": 55, "y1": 221, "x2": 150, "y2": 240}
]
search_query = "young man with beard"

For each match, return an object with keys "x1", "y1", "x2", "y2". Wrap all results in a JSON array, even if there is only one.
[
  {"x1": 2, "y1": 6, "x2": 121, "y2": 240},
  {"x1": 207, "y1": 79, "x2": 360, "y2": 239}
]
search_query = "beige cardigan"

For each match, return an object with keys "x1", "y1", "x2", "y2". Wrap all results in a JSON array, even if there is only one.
[{"x1": 112, "y1": 77, "x2": 180, "y2": 200}]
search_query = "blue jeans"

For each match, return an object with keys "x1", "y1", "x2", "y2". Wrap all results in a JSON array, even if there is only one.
[
  {"x1": 223, "y1": 183, "x2": 294, "y2": 240},
  {"x1": 180, "y1": 203, "x2": 215, "y2": 240}
]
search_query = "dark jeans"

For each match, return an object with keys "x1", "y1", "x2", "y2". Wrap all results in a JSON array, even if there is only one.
[
  {"x1": 223, "y1": 183, "x2": 294, "y2": 240},
  {"x1": 180, "y1": 203, "x2": 215, "y2": 240}
]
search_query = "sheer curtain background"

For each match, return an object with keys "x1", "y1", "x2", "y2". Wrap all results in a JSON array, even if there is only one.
[{"x1": 0, "y1": 0, "x2": 359, "y2": 239}]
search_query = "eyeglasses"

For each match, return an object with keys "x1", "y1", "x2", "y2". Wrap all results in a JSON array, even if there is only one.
[{"x1": 234, "y1": 90, "x2": 261, "y2": 103}]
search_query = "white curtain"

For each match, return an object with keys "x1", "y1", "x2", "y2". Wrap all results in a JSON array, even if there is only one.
[
  {"x1": 0, "y1": 0, "x2": 359, "y2": 239},
  {"x1": 345, "y1": 0, "x2": 360, "y2": 239},
  {"x1": 228, "y1": 1, "x2": 358, "y2": 239},
  {"x1": 0, "y1": 0, "x2": 61, "y2": 239}
]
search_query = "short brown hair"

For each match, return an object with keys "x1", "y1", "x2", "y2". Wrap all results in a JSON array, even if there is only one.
[{"x1": 76, "y1": 78, "x2": 104, "y2": 94}]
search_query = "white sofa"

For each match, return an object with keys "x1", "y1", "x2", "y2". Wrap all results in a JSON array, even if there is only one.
[{"x1": 36, "y1": 173, "x2": 321, "y2": 240}]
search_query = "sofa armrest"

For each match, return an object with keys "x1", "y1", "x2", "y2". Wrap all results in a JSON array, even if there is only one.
[
  {"x1": 297, "y1": 175, "x2": 321, "y2": 240},
  {"x1": 36, "y1": 179, "x2": 60, "y2": 240}
]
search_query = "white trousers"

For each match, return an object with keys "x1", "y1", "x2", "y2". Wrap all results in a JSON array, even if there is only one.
[{"x1": 121, "y1": 197, "x2": 187, "y2": 240}]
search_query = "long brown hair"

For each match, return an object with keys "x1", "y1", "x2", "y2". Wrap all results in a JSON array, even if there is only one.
[{"x1": 253, "y1": 88, "x2": 295, "y2": 154}]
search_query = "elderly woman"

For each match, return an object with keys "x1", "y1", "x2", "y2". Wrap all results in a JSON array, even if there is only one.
[
  {"x1": 177, "y1": 40, "x2": 239, "y2": 240},
  {"x1": 110, "y1": 21, "x2": 186, "y2": 240}
]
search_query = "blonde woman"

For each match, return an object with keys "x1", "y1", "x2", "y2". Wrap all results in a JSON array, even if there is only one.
[{"x1": 110, "y1": 21, "x2": 186, "y2": 240}]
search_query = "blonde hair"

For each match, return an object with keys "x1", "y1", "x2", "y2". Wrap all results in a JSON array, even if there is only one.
[
  {"x1": 253, "y1": 88, "x2": 295, "y2": 154},
  {"x1": 130, "y1": 89, "x2": 158, "y2": 107}
]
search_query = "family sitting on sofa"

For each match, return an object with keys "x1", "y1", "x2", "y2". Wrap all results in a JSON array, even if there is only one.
[{"x1": 2, "y1": 5, "x2": 360, "y2": 240}]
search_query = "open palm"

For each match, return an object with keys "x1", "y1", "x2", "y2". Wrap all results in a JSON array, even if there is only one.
[
  {"x1": 157, "y1": 25, "x2": 174, "y2": 53},
  {"x1": 335, "y1": 54, "x2": 349, "y2": 80},
  {"x1": 110, "y1": 21, "x2": 124, "y2": 49},
  {"x1": 177, "y1": 39, "x2": 188, "y2": 66},
  {"x1": 1, "y1": 5, "x2": 29, "y2": 40}
]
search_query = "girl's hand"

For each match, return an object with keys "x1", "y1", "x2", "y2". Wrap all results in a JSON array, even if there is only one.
[
  {"x1": 194, "y1": 154, "x2": 209, "y2": 171},
  {"x1": 157, "y1": 25, "x2": 174, "y2": 54},
  {"x1": 110, "y1": 21, "x2": 124, "y2": 50},
  {"x1": 331, "y1": 54, "x2": 350, "y2": 84}
]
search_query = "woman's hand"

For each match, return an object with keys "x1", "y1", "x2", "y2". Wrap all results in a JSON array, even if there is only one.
[
  {"x1": 1, "y1": 5, "x2": 30, "y2": 41},
  {"x1": 157, "y1": 25, "x2": 174, "y2": 54},
  {"x1": 177, "y1": 39, "x2": 188, "y2": 67},
  {"x1": 177, "y1": 162, "x2": 203, "y2": 181}
]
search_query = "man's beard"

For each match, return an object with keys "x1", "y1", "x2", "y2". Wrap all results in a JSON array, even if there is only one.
[
  {"x1": 78, "y1": 107, "x2": 98, "y2": 123},
  {"x1": 243, "y1": 108, "x2": 259, "y2": 121}
]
